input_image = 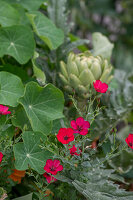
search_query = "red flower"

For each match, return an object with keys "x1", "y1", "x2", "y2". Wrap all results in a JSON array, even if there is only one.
[
  {"x1": 69, "y1": 145, "x2": 81, "y2": 156},
  {"x1": 56, "y1": 128, "x2": 74, "y2": 144},
  {"x1": 44, "y1": 159, "x2": 63, "y2": 175},
  {"x1": 71, "y1": 117, "x2": 90, "y2": 135},
  {"x1": 0, "y1": 105, "x2": 11, "y2": 115},
  {"x1": 43, "y1": 172, "x2": 57, "y2": 184},
  {"x1": 93, "y1": 80, "x2": 108, "y2": 93},
  {"x1": 0, "y1": 152, "x2": 3, "y2": 163},
  {"x1": 125, "y1": 134, "x2": 133, "y2": 149}
]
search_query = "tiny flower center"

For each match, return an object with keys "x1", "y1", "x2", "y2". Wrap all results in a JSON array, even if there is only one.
[
  {"x1": 77, "y1": 125, "x2": 82, "y2": 131},
  {"x1": 50, "y1": 166, "x2": 56, "y2": 171},
  {"x1": 64, "y1": 135, "x2": 69, "y2": 140}
]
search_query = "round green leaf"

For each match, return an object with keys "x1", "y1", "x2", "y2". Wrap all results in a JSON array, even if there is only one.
[
  {"x1": 92, "y1": 32, "x2": 114, "y2": 60},
  {"x1": 19, "y1": 82, "x2": 64, "y2": 135},
  {"x1": 0, "y1": 25, "x2": 35, "y2": 64},
  {"x1": 0, "y1": 0, "x2": 20, "y2": 27},
  {"x1": 5, "y1": 0, "x2": 46, "y2": 11},
  {"x1": 0, "y1": 71, "x2": 24, "y2": 107},
  {"x1": 13, "y1": 131, "x2": 53, "y2": 174},
  {"x1": 27, "y1": 11, "x2": 64, "y2": 50}
]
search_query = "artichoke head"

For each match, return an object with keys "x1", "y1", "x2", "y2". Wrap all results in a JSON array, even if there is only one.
[{"x1": 59, "y1": 51, "x2": 113, "y2": 98}]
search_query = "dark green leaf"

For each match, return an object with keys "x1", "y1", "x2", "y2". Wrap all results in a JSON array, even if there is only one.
[
  {"x1": 14, "y1": 131, "x2": 52, "y2": 173},
  {"x1": 27, "y1": 11, "x2": 64, "y2": 50},
  {"x1": 19, "y1": 82, "x2": 64, "y2": 135},
  {"x1": 0, "y1": 72, "x2": 24, "y2": 107},
  {"x1": 0, "y1": 25, "x2": 35, "y2": 64}
]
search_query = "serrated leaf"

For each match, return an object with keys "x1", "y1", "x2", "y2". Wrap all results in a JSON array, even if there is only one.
[
  {"x1": 0, "y1": 72, "x2": 24, "y2": 107},
  {"x1": 27, "y1": 11, "x2": 64, "y2": 50},
  {"x1": 0, "y1": 0, "x2": 20, "y2": 27},
  {"x1": 92, "y1": 32, "x2": 114, "y2": 60},
  {"x1": 19, "y1": 82, "x2": 64, "y2": 135},
  {"x1": 13, "y1": 131, "x2": 52, "y2": 174},
  {"x1": 0, "y1": 25, "x2": 35, "y2": 64},
  {"x1": 32, "y1": 52, "x2": 46, "y2": 85}
]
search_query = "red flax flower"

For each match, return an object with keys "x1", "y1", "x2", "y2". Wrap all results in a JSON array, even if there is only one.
[
  {"x1": 125, "y1": 134, "x2": 133, "y2": 149},
  {"x1": 71, "y1": 117, "x2": 90, "y2": 135},
  {"x1": 69, "y1": 145, "x2": 81, "y2": 156},
  {"x1": 93, "y1": 80, "x2": 108, "y2": 93},
  {"x1": 0, "y1": 105, "x2": 11, "y2": 115},
  {"x1": 44, "y1": 159, "x2": 63, "y2": 175},
  {"x1": 0, "y1": 152, "x2": 3, "y2": 163},
  {"x1": 43, "y1": 172, "x2": 57, "y2": 184},
  {"x1": 56, "y1": 128, "x2": 74, "y2": 144}
]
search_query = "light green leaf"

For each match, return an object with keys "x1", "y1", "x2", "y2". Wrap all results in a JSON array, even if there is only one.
[
  {"x1": 19, "y1": 82, "x2": 64, "y2": 135},
  {"x1": 32, "y1": 52, "x2": 46, "y2": 85},
  {"x1": 0, "y1": 25, "x2": 35, "y2": 64},
  {"x1": 92, "y1": 32, "x2": 114, "y2": 60},
  {"x1": 12, "y1": 193, "x2": 33, "y2": 200},
  {"x1": 0, "y1": 72, "x2": 24, "y2": 107},
  {"x1": 0, "y1": 0, "x2": 20, "y2": 27},
  {"x1": 5, "y1": 0, "x2": 46, "y2": 11},
  {"x1": 27, "y1": 11, "x2": 64, "y2": 50},
  {"x1": 13, "y1": 131, "x2": 52, "y2": 174}
]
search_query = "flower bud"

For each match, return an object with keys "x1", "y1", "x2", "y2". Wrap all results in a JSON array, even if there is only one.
[{"x1": 59, "y1": 51, "x2": 113, "y2": 98}]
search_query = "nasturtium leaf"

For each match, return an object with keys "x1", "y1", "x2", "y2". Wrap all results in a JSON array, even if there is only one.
[
  {"x1": 11, "y1": 105, "x2": 32, "y2": 131},
  {"x1": 12, "y1": 4, "x2": 30, "y2": 26},
  {"x1": 0, "y1": 0, "x2": 20, "y2": 27},
  {"x1": 5, "y1": 0, "x2": 46, "y2": 11},
  {"x1": 19, "y1": 82, "x2": 64, "y2": 135},
  {"x1": 12, "y1": 193, "x2": 33, "y2": 200},
  {"x1": 0, "y1": 72, "x2": 24, "y2": 107},
  {"x1": 92, "y1": 32, "x2": 114, "y2": 60},
  {"x1": 32, "y1": 52, "x2": 46, "y2": 85},
  {"x1": 27, "y1": 11, "x2": 64, "y2": 50},
  {"x1": 0, "y1": 25, "x2": 35, "y2": 64},
  {"x1": 14, "y1": 131, "x2": 53, "y2": 174},
  {"x1": 0, "y1": 64, "x2": 29, "y2": 82}
]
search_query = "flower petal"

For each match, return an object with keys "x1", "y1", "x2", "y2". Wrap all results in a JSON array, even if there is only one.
[
  {"x1": 82, "y1": 121, "x2": 90, "y2": 129},
  {"x1": 71, "y1": 120, "x2": 78, "y2": 129},
  {"x1": 76, "y1": 117, "x2": 84, "y2": 126},
  {"x1": 53, "y1": 160, "x2": 60, "y2": 168}
]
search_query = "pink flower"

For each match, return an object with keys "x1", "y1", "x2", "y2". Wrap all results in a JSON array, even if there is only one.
[
  {"x1": 125, "y1": 134, "x2": 133, "y2": 149},
  {"x1": 71, "y1": 117, "x2": 90, "y2": 135},
  {"x1": 56, "y1": 128, "x2": 74, "y2": 144},
  {"x1": 93, "y1": 80, "x2": 108, "y2": 93},
  {"x1": 0, "y1": 152, "x2": 3, "y2": 163},
  {"x1": 44, "y1": 159, "x2": 63, "y2": 175},
  {"x1": 69, "y1": 145, "x2": 81, "y2": 156},
  {"x1": 43, "y1": 172, "x2": 57, "y2": 184},
  {"x1": 0, "y1": 105, "x2": 11, "y2": 115}
]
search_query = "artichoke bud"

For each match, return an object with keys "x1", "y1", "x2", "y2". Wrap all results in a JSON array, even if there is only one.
[
  {"x1": 67, "y1": 61, "x2": 79, "y2": 76},
  {"x1": 100, "y1": 69, "x2": 111, "y2": 82},
  {"x1": 69, "y1": 74, "x2": 82, "y2": 89},
  {"x1": 59, "y1": 51, "x2": 113, "y2": 98},
  {"x1": 77, "y1": 85, "x2": 88, "y2": 94},
  {"x1": 91, "y1": 61, "x2": 102, "y2": 80},
  {"x1": 59, "y1": 73, "x2": 68, "y2": 85},
  {"x1": 79, "y1": 69, "x2": 95, "y2": 85},
  {"x1": 60, "y1": 61, "x2": 68, "y2": 78}
]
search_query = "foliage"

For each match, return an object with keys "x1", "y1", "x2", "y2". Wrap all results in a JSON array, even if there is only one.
[{"x1": 0, "y1": 0, "x2": 133, "y2": 199}]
